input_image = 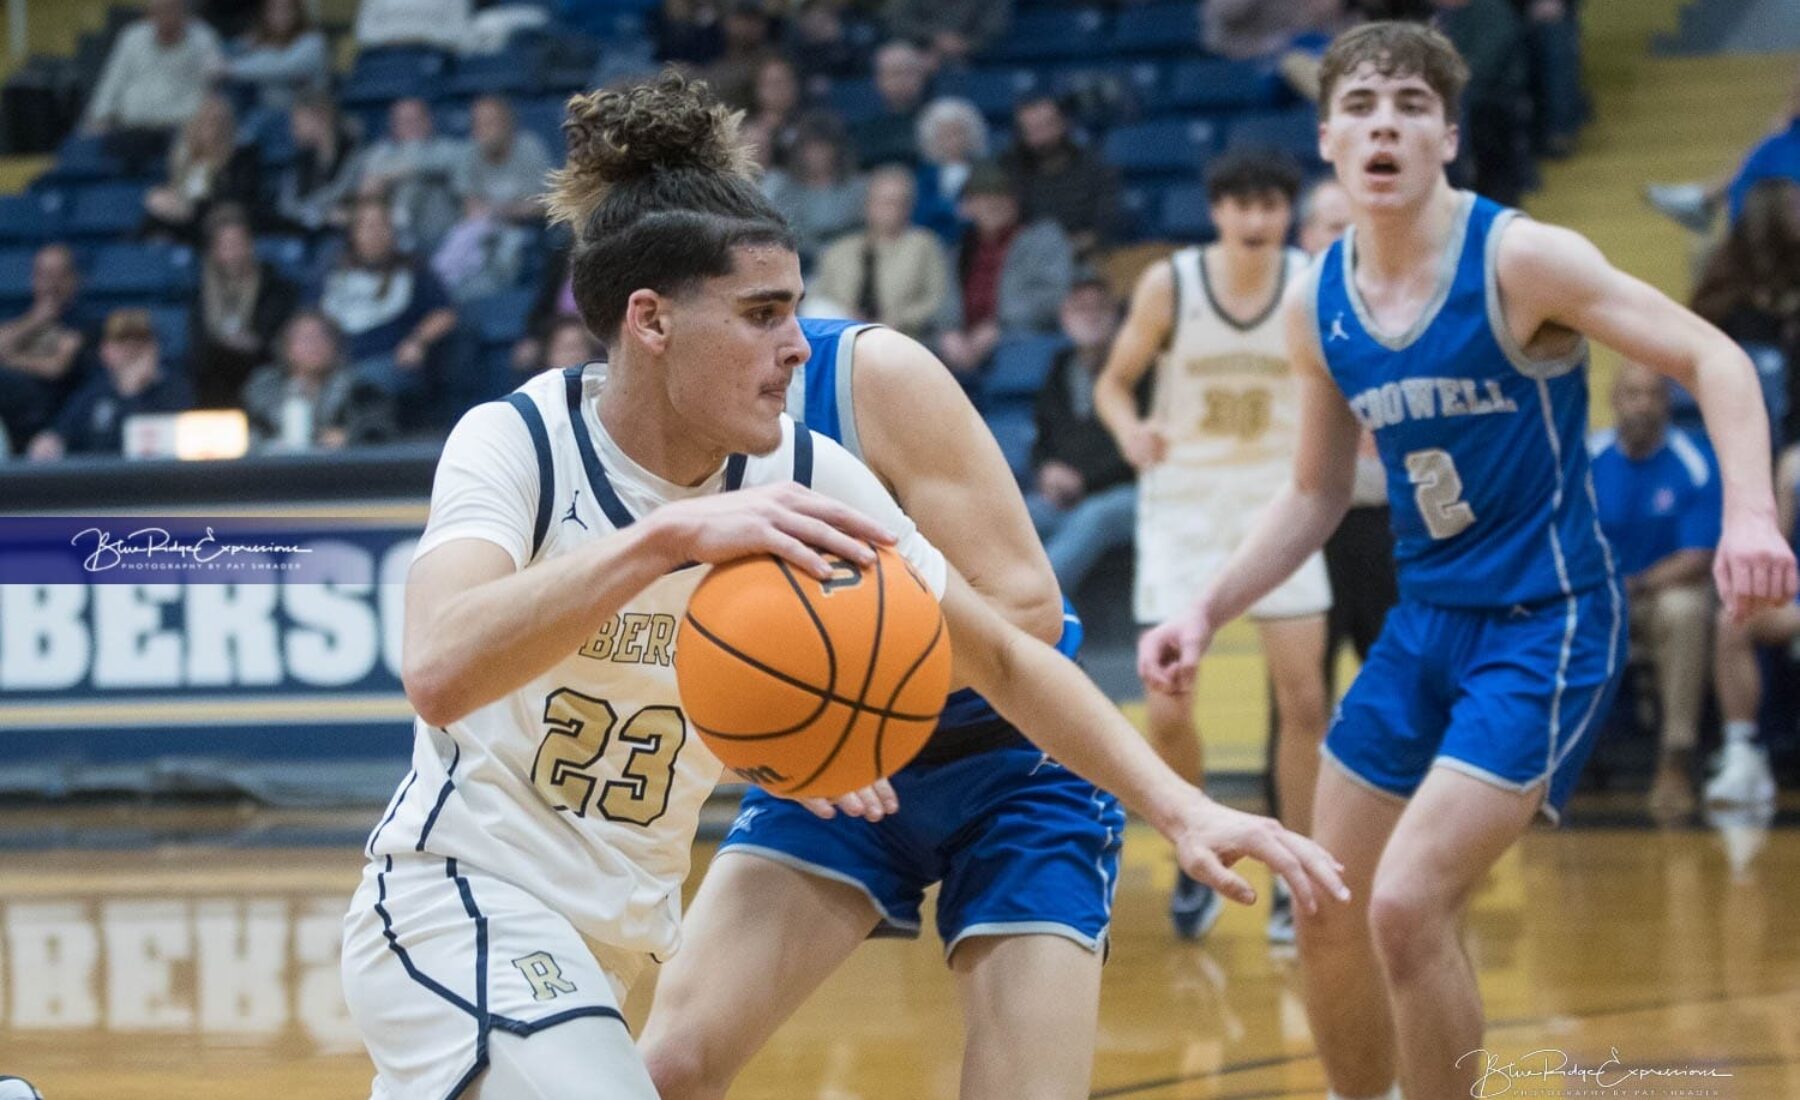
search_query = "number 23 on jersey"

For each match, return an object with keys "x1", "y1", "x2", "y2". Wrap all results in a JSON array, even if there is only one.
[{"x1": 531, "y1": 688, "x2": 687, "y2": 827}]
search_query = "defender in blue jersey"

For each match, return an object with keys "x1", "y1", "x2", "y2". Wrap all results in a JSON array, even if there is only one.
[
  {"x1": 1140, "y1": 24, "x2": 1795, "y2": 1100},
  {"x1": 643, "y1": 320, "x2": 1164, "y2": 1100}
]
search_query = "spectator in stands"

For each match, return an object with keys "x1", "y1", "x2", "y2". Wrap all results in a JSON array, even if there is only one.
[
  {"x1": 354, "y1": 0, "x2": 471, "y2": 52},
  {"x1": 512, "y1": 245, "x2": 578, "y2": 372},
  {"x1": 812, "y1": 167, "x2": 950, "y2": 341},
  {"x1": 0, "y1": 244, "x2": 85, "y2": 451},
  {"x1": 763, "y1": 111, "x2": 868, "y2": 267},
  {"x1": 783, "y1": 0, "x2": 867, "y2": 80},
  {"x1": 937, "y1": 161, "x2": 1074, "y2": 375},
  {"x1": 701, "y1": 1, "x2": 780, "y2": 111},
  {"x1": 1691, "y1": 179, "x2": 1800, "y2": 442},
  {"x1": 536, "y1": 315, "x2": 603, "y2": 373},
  {"x1": 318, "y1": 200, "x2": 458, "y2": 415},
  {"x1": 143, "y1": 93, "x2": 262, "y2": 243},
  {"x1": 80, "y1": 0, "x2": 224, "y2": 170},
  {"x1": 355, "y1": 97, "x2": 468, "y2": 253},
  {"x1": 1205, "y1": 0, "x2": 1344, "y2": 59},
  {"x1": 190, "y1": 204, "x2": 299, "y2": 409},
  {"x1": 243, "y1": 311, "x2": 397, "y2": 450},
  {"x1": 745, "y1": 57, "x2": 806, "y2": 169},
  {"x1": 217, "y1": 0, "x2": 330, "y2": 112},
  {"x1": 1521, "y1": 0, "x2": 1585, "y2": 157},
  {"x1": 1027, "y1": 276, "x2": 1142, "y2": 593},
  {"x1": 1648, "y1": 67, "x2": 1799, "y2": 231},
  {"x1": 1707, "y1": 444, "x2": 1798, "y2": 807},
  {"x1": 851, "y1": 41, "x2": 930, "y2": 169},
  {"x1": 272, "y1": 93, "x2": 361, "y2": 238},
  {"x1": 999, "y1": 94, "x2": 1121, "y2": 259},
  {"x1": 25, "y1": 309, "x2": 193, "y2": 461},
  {"x1": 1298, "y1": 177, "x2": 1353, "y2": 254},
  {"x1": 1591, "y1": 363, "x2": 1723, "y2": 819},
  {"x1": 883, "y1": 0, "x2": 1012, "y2": 68},
  {"x1": 914, "y1": 97, "x2": 988, "y2": 241},
  {"x1": 1433, "y1": 0, "x2": 1534, "y2": 207},
  {"x1": 455, "y1": 96, "x2": 553, "y2": 224},
  {"x1": 656, "y1": 0, "x2": 726, "y2": 67}
]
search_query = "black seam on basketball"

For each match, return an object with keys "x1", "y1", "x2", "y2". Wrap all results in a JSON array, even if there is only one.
[
  {"x1": 787, "y1": 551, "x2": 888, "y2": 795},
  {"x1": 681, "y1": 613, "x2": 940, "y2": 724},
  {"x1": 873, "y1": 613, "x2": 946, "y2": 775},
  {"x1": 773, "y1": 557, "x2": 838, "y2": 699}
]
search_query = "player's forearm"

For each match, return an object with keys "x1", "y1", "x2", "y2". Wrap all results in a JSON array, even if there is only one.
[
  {"x1": 975, "y1": 629, "x2": 1200, "y2": 832},
  {"x1": 1093, "y1": 370, "x2": 1142, "y2": 441},
  {"x1": 404, "y1": 525, "x2": 674, "y2": 726},
  {"x1": 1201, "y1": 480, "x2": 1350, "y2": 625},
  {"x1": 1691, "y1": 347, "x2": 1778, "y2": 523}
]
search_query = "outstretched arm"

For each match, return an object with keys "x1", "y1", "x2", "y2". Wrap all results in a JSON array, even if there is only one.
[
  {"x1": 1499, "y1": 219, "x2": 1797, "y2": 619},
  {"x1": 941, "y1": 568, "x2": 1350, "y2": 915},
  {"x1": 1138, "y1": 276, "x2": 1362, "y2": 693}
]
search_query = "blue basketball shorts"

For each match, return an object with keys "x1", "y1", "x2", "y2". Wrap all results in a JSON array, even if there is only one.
[
  {"x1": 716, "y1": 742, "x2": 1126, "y2": 957},
  {"x1": 1325, "y1": 584, "x2": 1627, "y2": 824}
]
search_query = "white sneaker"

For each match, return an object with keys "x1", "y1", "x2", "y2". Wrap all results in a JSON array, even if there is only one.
[{"x1": 1703, "y1": 742, "x2": 1776, "y2": 806}]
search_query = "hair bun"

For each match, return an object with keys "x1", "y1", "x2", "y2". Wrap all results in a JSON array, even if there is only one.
[{"x1": 547, "y1": 69, "x2": 757, "y2": 233}]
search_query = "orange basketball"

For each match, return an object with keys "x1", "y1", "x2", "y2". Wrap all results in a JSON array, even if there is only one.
[{"x1": 675, "y1": 545, "x2": 952, "y2": 799}]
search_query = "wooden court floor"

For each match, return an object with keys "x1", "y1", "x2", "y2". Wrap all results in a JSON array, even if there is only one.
[{"x1": 2, "y1": 806, "x2": 1797, "y2": 1100}]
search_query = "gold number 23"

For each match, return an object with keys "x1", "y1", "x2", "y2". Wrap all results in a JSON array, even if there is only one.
[{"x1": 531, "y1": 688, "x2": 687, "y2": 827}]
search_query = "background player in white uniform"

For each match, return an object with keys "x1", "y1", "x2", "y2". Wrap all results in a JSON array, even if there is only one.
[
  {"x1": 1096, "y1": 151, "x2": 1332, "y2": 941},
  {"x1": 340, "y1": 72, "x2": 1349, "y2": 1099}
]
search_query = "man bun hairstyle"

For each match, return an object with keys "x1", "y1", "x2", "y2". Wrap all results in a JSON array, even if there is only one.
[
  {"x1": 1317, "y1": 21, "x2": 1470, "y2": 121},
  {"x1": 545, "y1": 70, "x2": 794, "y2": 346}
]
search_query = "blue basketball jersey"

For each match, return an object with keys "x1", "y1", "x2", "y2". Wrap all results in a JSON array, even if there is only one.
[
  {"x1": 1313, "y1": 193, "x2": 1616, "y2": 608},
  {"x1": 793, "y1": 318, "x2": 1083, "y2": 737}
]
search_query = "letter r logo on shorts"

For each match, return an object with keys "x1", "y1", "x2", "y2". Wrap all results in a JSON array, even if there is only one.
[{"x1": 512, "y1": 952, "x2": 579, "y2": 1001}]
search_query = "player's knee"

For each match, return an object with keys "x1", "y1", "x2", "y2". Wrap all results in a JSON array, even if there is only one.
[
  {"x1": 1273, "y1": 678, "x2": 1329, "y2": 737},
  {"x1": 642, "y1": 1037, "x2": 731, "y2": 1100},
  {"x1": 1366, "y1": 881, "x2": 1446, "y2": 980}
]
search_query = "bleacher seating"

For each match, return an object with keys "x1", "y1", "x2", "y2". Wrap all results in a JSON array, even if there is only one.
[
  {"x1": 1160, "y1": 59, "x2": 1283, "y2": 113},
  {"x1": 1103, "y1": 117, "x2": 1218, "y2": 178},
  {"x1": 980, "y1": 8, "x2": 1108, "y2": 65},
  {"x1": 82, "y1": 242, "x2": 196, "y2": 305},
  {"x1": 934, "y1": 68, "x2": 1041, "y2": 121},
  {"x1": 0, "y1": 193, "x2": 64, "y2": 245},
  {"x1": 63, "y1": 182, "x2": 152, "y2": 240},
  {"x1": 0, "y1": 246, "x2": 36, "y2": 307},
  {"x1": 1110, "y1": 2, "x2": 1200, "y2": 55},
  {"x1": 983, "y1": 334, "x2": 1066, "y2": 403},
  {"x1": 1225, "y1": 107, "x2": 1324, "y2": 170}
]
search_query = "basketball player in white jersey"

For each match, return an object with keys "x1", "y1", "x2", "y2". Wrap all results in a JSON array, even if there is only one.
[
  {"x1": 339, "y1": 72, "x2": 1348, "y2": 1099},
  {"x1": 1097, "y1": 150, "x2": 1332, "y2": 942}
]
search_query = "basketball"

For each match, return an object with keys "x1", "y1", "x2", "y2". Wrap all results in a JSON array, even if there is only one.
[{"x1": 675, "y1": 545, "x2": 953, "y2": 799}]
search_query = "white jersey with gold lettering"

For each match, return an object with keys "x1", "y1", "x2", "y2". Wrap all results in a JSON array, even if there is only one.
[
  {"x1": 1135, "y1": 246, "x2": 1331, "y2": 623},
  {"x1": 341, "y1": 365, "x2": 947, "y2": 1100}
]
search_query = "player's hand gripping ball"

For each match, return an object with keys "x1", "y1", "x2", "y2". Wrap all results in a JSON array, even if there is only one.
[{"x1": 676, "y1": 545, "x2": 952, "y2": 799}]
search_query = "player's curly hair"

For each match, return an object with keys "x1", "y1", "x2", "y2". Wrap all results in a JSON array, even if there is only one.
[{"x1": 545, "y1": 70, "x2": 794, "y2": 345}]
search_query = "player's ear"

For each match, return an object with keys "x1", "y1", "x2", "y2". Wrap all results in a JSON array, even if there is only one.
[
  {"x1": 1441, "y1": 118, "x2": 1460, "y2": 167},
  {"x1": 623, "y1": 289, "x2": 670, "y2": 354}
]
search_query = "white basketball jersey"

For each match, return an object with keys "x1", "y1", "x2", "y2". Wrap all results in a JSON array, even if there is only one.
[
  {"x1": 366, "y1": 365, "x2": 947, "y2": 960},
  {"x1": 1150, "y1": 246, "x2": 1309, "y2": 488}
]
